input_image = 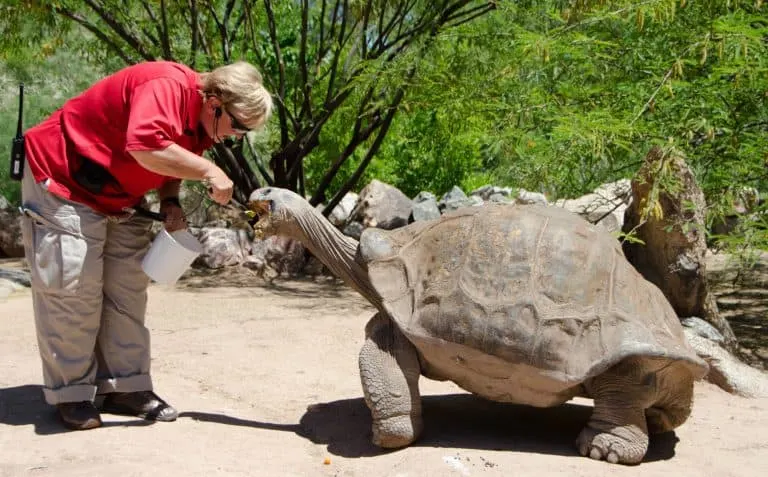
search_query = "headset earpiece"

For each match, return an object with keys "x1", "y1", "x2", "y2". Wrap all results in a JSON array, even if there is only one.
[{"x1": 215, "y1": 107, "x2": 222, "y2": 118}]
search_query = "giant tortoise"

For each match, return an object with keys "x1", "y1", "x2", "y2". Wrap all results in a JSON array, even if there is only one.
[{"x1": 247, "y1": 187, "x2": 708, "y2": 465}]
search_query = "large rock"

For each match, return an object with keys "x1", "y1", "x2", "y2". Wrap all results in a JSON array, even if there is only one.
[
  {"x1": 0, "y1": 205, "x2": 24, "y2": 258},
  {"x1": 349, "y1": 180, "x2": 412, "y2": 230},
  {"x1": 684, "y1": 330, "x2": 768, "y2": 398},
  {"x1": 470, "y1": 185, "x2": 513, "y2": 201},
  {"x1": 0, "y1": 268, "x2": 31, "y2": 288},
  {"x1": 410, "y1": 192, "x2": 441, "y2": 222},
  {"x1": 192, "y1": 227, "x2": 251, "y2": 269},
  {"x1": 0, "y1": 264, "x2": 30, "y2": 301},
  {"x1": 515, "y1": 189, "x2": 548, "y2": 206},
  {"x1": 249, "y1": 235, "x2": 308, "y2": 278},
  {"x1": 323, "y1": 192, "x2": 359, "y2": 228},
  {"x1": 439, "y1": 186, "x2": 482, "y2": 212},
  {"x1": 555, "y1": 180, "x2": 630, "y2": 233},
  {"x1": 706, "y1": 251, "x2": 768, "y2": 369}
]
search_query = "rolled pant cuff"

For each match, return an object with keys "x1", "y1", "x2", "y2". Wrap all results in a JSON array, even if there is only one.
[
  {"x1": 96, "y1": 374, "x2": 153, "y2": 394},
  {"x1": 43, "y1": 384, "x2": 97, "y2": 405}
]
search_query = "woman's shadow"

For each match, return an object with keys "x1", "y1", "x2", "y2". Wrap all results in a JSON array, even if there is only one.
[
  {"x1": 180, "y1": 393, "x2": 679, "y2": 462},
  {"x1": 0, "y1": 384, "x2": 152, "y2": 434}
]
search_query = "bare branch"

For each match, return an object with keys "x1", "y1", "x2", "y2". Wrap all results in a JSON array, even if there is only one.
[
  {"x1": 52, "y1": 5, "x2": 135, "y2": 64},
  {"x1": 186, "y1": 0, "x2": 199, "y2": 67},
  {"x1": 138, "y1": 1, "x2": 161, "y2": 44},
  {"x1": 312, "y1": 0, "x2": 336, "y2": 75},
  {"x1": 444, "y1": 2, "x2": 496, "y2": 29},
  {"x1": 242, "y1": 2, "x2": 269, "y2": 84},
  {"x1": 297, "y1": 0, "x2": 313, "y2": 122},
  {"x1": 138, "y1": 0, "x2": 173, "y2": 59},
  {"x1": 186, "y1": 1, "x2": 214, "y2": 70},
  {"x1": 159, "y1": 0, "x2": 172, "y2": 59},
  {"x1": 308, "y1": 90, "x2": 380, "y2": 205},
  {"x1": 228, "y1": 9, "x2": 247, "y2": 47},
  {"x1": 325, "y1": 0, "x2": 359, "y2": 104},
  {"x1": 244, "y1": 135, "x2": 275, "y2": 186},
  {"x1": 318, "y1": 0, "x2": 328, "y2": 62},
  {"x1": 327, "y1": 0, "x2": 342, "y2": 46},
  {"x1": 360, "y1": 0, "x2": 372, "y2": 58},
  {"x1": 263, "y1": 0, "x2": 289, "y2": 147},
  {"x1": 324, "y1": 85, "x2": 406, "y2": 214},
  {"x1": 203, "y1": 1, "x2": 231, "y2": 61},
  {"x1": 323, "y1": 0, "x2": 344, "y2": 104},
  {"x1": 221, "y1": 0, "x2": 237, "y2": 60},
  {"x1": 82, "y1": 0, "x2": 156, "y2": 61},
  {"x1": 224, "y1": 0, "x2": 236, "y2": 24},
  {"x1": 373, "y1": 0, "x2": 414, "y2": 53}
]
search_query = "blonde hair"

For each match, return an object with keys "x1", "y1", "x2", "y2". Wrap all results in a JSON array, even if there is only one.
[{"x1": 200, "y1": 61, "x2": 273, "y2": 130}]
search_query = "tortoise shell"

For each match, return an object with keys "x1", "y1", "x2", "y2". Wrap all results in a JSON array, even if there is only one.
[{"x1": 362, "y1": 204, "x2": 707, "y2": 389}]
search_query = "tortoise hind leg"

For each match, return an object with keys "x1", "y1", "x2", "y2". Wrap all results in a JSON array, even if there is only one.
[
  {"x1": 645, "y1": 365, "x2": 695, "y2": 433},
  {"x1": 359, "y1": 312, "x2": 423, "y2": 448},
  {"x1": 577, "y1": 357, "x2": 661, "y2": 465}
]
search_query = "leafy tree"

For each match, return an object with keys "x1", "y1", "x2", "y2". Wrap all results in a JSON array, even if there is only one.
[
  {"x1": 3, "y1": 1, "x2": 764, "y2": 246},
  {"x1": 2, "y1": 0, "x2": 500, "y2": 211},
  {"x1": 373, "y1": 0, "x2": 767, "y2": 236},
  {"x1": 0, "y1": 24, "x2": 107, "y2": 203}
]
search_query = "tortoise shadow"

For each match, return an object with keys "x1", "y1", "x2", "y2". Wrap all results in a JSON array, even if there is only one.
[{"x1": 296, "y1": 393, "x2": 679, "y2": 462}]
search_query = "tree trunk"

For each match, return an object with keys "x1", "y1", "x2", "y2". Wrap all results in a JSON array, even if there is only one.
[{"x1": 621, "y1": 146, "x2": 738, "y2": 350}]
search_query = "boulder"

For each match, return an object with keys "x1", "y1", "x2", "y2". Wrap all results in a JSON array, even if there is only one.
[{"x1": 349, "y1": 180, "x2": 412, "y2": 230}]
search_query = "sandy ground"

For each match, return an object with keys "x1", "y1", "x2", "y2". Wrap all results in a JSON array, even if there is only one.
[{"x1": 1, "y1": 270, "x2": 767, "y2": 477}]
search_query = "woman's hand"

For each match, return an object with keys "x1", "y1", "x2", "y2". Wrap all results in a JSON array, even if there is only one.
[
  {"x1": 204, "y1": 168, "x2": 234, "y2": 205},
  {"x1": 160, "y1": 199, "x2": 187, "y2": 232}
]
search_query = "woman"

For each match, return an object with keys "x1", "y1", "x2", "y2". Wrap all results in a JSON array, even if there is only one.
[{"x1": 20, "y1": 60, "x2": 272, "y2": 430}]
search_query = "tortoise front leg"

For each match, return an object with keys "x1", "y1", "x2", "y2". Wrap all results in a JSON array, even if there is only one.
[
  {"x1": 577, "y1": 357, "x2": 658, "y2": 465},
  {"x1": 359, "y1": 313, "x2": 423, "y2": 448}
]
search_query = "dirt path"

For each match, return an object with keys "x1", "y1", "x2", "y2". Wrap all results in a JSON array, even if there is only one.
[{"x1": 1, "y1": 277, "x2": 766, "y2": 477}]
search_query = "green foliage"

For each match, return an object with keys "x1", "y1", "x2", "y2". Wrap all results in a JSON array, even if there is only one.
[
  {"x1": 370, "y1": 0, "x2": 767, "y2": 248},
  {"x1": 0, "y1": 40, "x2": 107, "y2": 204}
]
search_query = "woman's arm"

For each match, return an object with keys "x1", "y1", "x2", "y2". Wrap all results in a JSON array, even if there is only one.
[{"x1": 130, "y1": 144, "x2": 233, "y2": 204}]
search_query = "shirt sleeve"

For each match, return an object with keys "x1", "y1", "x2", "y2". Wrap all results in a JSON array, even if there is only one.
[{"x1": 124, "y1": 78, "x2": 187, "y2": 152}]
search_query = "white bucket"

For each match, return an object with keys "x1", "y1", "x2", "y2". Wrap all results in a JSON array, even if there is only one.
[{"x1": 141, "y1": 229, "x2": 203, "y2": 285}]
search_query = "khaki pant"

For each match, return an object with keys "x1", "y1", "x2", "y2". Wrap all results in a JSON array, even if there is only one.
[{"x1": 20, "y1": 164, "x2": 155, "y2": 405}]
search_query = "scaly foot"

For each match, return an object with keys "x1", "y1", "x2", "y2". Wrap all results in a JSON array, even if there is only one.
[
  {"x1": 576, "y1": 423, "x2": 649, "y2": 465},
  {"x1": 371, "y1": 414, "x2": 422, "y2": 449}
]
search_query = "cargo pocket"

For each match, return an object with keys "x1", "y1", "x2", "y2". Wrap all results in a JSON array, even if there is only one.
[{"x1": 22, "y1": 207, "x2": 88, "y2": 294}]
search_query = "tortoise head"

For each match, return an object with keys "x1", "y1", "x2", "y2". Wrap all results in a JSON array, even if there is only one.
[{"x1": 247, "y1": 187, "x2": 308, "y2": 239}]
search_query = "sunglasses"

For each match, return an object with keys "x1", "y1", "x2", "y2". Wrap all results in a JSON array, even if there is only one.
[{"x1": 224, "y1": 107, "x2": 252, "y2": 134}]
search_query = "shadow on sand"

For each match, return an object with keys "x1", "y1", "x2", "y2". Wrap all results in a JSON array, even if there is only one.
[
  {"x1": 179, "y1": 393, "x2": 678, "y2": 463},
  {"x1": 0, "y1": 384, "x2": 155, "y2": 434}
]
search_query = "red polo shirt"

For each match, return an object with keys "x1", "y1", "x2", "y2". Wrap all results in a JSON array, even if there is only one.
[{"x1": 24, "y1": 61, "x2": 213, "y2": 215}]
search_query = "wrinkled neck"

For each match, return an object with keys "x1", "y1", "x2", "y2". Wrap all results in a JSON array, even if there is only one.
[{"x1": 292, "y1": 207, "x2": 383, "y2": 309}]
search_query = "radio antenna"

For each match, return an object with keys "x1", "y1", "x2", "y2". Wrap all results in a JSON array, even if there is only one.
[{"x1": 16, "y1": 84, "x2": 24, "y2": 138}]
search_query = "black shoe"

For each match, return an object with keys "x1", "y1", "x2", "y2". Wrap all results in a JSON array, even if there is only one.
[
  {"x1": 100, "y1": 391, "x2": 178, "y2": 422},
  {"x1": 57, "y1": 401, "x2": 102, "y2": 430}
]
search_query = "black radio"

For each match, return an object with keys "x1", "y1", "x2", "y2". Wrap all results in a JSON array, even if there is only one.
[{"x1": 10, "y1": 83, "x2": 25, "y2": 181}]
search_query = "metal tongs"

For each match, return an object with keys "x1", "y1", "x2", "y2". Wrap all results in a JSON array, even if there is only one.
[
  {"x1": 231, "y1": 197, "x2": 259, "y2": 227},
  {"x1": 123, "y1": 185, "x2": 258, "y2": 226},
  {"x1": 122, "y1": 205, "x2": 166, "y2": 222}
]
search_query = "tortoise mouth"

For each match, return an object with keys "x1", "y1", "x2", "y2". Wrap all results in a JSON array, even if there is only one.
[{"x1": 246, "y1": 199, "x2": 273, "y2": 238}]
